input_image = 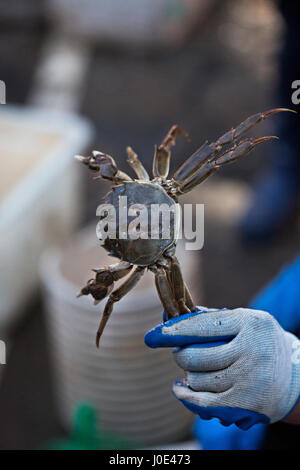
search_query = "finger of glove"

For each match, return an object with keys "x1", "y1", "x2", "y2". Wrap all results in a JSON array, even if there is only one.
[
  {"x1": 173, "y1": 380, "x2": 269, "y2": 430},
  {"x1": 173, "y1": 339, "x2": 239, "y2": 372},
  {"x1": 173, "y1": 380, "x2": 225, "y2": 408},
  {"x1": 145, "y1": 308, "x2": 242, "y2": 348},
  {"x1": 186, "y1": 369, "x2": 234, "y2": 393}
]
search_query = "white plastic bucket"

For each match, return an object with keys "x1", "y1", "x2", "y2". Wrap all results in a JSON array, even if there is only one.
[{"x1": 41, "y1": 225, "x2": 201, "y2": 445}]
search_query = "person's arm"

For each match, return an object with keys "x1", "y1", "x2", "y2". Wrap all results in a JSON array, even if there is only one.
[{"x1": 145, "y1": 307, "x2": 300, "y2": 429}]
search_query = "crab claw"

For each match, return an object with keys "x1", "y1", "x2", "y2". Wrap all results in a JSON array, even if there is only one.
[
  {"x1": 215, "y1": 136, "x2": 278, "y2": 166},
  {"x1": 74, "y1": 154, "x2": 89, "y2": 163},
  {"x1": 262, "y1": 107, "x2": 297, "y2": 117},
  {"x1": 75, "y1": 152, "x2": 115, "y2": 173},
  {"x1": 76, "y1": 278, "x2": 113, "y2": 303},
  {"x1": 216, "y1": 108, "x2": 296, "y2": 146},
  {"x1": 92, "y1": 151, "x2": 105, "y2": 157},
  {"x1": 76, "y1": 279, "x2": 94, "y2": 297},
  {"x1": 91, "y1": 283, "x2": 113, "y2": 302},
  {"x1": 74, "y1": 154, "x2": 99, "y2": 172}
]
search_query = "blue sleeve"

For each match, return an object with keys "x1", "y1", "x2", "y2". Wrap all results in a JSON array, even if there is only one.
[
  {"x1": 194, "y1": 417, "x2": 267, "y2": 450},
  {"x1": 250, "y1": 254, "x2": 300, "y2": 331},
  {"x1": 195, "y1": 253, "x2": 300, "y2": 450}
]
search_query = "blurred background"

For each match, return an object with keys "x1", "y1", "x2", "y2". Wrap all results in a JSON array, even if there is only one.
[{"x1": 0, "y1": 0, "x2": 299, "y2": 450}]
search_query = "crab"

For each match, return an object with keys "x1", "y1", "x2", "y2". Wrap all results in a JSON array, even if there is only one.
[{"x1": 75, "y1": 108, "x2": 291, "y2": 347}]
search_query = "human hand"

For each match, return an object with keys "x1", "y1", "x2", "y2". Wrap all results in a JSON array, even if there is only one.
[{"x1": 145, "y1": 307, "x2": 300, "y2": 430}]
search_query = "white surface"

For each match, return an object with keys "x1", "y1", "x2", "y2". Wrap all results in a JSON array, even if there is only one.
[
  {"x1": 0, "y1": 105, "x2": 92, "y2": 330},
  {"x1": 41, "y1": 226, "x2": 200, "y2": 446}
]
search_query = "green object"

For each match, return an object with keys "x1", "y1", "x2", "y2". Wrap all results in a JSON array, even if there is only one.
[{"x1": 47, "y1": 402, "x2": 138, "y2": 450}]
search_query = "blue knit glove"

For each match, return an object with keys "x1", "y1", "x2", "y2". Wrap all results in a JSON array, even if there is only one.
[{"x1": 145, "y1": 307, "x2": 300, "y2": 430}]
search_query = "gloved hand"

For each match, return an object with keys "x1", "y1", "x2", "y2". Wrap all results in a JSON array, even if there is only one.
[{"x1": 145, "y1": 307, "x2": 300, "y2": 430}]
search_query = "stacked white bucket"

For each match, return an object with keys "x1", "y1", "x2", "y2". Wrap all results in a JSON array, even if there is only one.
[{"x1": 41, "y1": 226, "x2": 200, "y2": 446}]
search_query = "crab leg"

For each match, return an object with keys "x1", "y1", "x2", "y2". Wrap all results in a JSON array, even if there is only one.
[
  {"x1": 152, "y1": 125, "x2": 190, "y2": 179},
  {"x1": 75, "y1": 151, "x2": 132, "y2": 184},
  {"x1": 184, "y1": 284, "x2": 196, "y2": 312},
  {"x1": 167, "y1": 255, "x2": 196, "y2": 314},
  {"x1": 172, "y1": 141, "x2": 217, "y2": 183},
  {"x1": 96, "y1": 266, "x2": 145, "y2": 347},
  {"x1": 174, "y1": 136, "x2": 277, "y2": 194},
  {"x1": 172, "y1": 108, "x2": 293, "y2": 183},
  {"x1": 169, "y1": 257, "x2": 189, "y2": 314},
  {"x1": 126, "y1": 146, "x2": 150, "y2": 181},
  {"x1": 77, "y1": 261, "x2": 133, "y2": 305},
  {"x1": 150, "y1": 265, "x2": 178, "y2": 320}
]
